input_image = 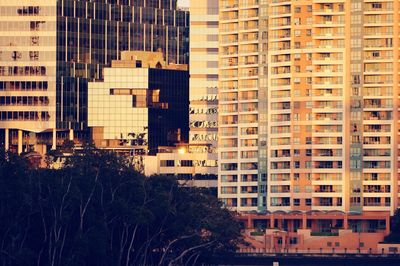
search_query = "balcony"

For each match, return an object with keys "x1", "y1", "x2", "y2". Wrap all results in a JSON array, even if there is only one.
[{"x1": 221, "y1": 1, "x2": 238, "y2": 9}]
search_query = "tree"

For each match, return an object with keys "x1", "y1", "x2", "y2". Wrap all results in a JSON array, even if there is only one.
[
  {"x1": 0, "y1": 147, "x2": 242, "y2": 266},
  {"x1": 0, "y1": 149, "x2": 35, "y2": 265},
  {"x1": 384, "y1": 208, "x2": 400, "y2": 243}
]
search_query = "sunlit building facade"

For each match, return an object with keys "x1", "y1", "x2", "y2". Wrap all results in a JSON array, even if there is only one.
[
  {"x1": 0, "y1": 0, "x2": 189, "y2": 154},
  {"x1": 219, "y1": 0, "x2": 399, "y2": 215},
  {"x1": 188, "y1": 0, "x2": 219, "y2": 177},
  {"x1": 218, "y1": 0, "x2": 268, "y2": 211},
  {"x1": 88, "y1": 51, "x2": 188, "y2": 155}
]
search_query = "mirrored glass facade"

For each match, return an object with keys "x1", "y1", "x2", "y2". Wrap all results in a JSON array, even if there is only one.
[
  {"x1": 0, "y1": 0, "x2": 189, "y2": 151},
  {"x1": 189, "y1": 0, "x2": 219, "y2": 176}
]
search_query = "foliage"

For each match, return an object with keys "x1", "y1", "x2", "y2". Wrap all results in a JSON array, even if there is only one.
[
  {"x1": 384, "y1": 208, "x2": 400, "y2": 243},
  {"x1": 0, "y1": 148, "x2": 241, "y2": 266}
]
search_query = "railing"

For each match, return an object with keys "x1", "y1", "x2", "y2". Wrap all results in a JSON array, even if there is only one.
[{"x1": 235, "y1": 248, "x2": 400, "y2": 256}]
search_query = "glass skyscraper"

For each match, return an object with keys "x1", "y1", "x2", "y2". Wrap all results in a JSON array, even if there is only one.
[{"x1": 0, "y1": 0, "x2": 189, "y2": 153}]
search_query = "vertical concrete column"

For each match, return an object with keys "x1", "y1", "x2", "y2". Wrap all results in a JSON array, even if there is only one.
[
  {"x1": 281, "y1": 234, "x2": 286, "y2": 251},
  {"x1": 270, "y1": 234, "x2": 275, "y2": 251},
  {"x1": 4, "y1": 128, "x2": 9, "y2": 150},
  {"x1": 69, "y1": 129, "x2": 74, "y2": 141},
  {"x1": 247, "y1": 215, "x2": 252, "y2": 229},
  {"x1": 344, "y1": 214, "x2": 349, "y2": 229},
  {"x1": 52, "y1": 128, "x2": 56, "y2": 150},
  {"x1": 17, "y1": 130, "x2": 23, "y2": 154},
  {"x1": 302, "y1": 213, "x2": 307, "y2": 229},
  {"x1": 270, "y1": 214, "x2": 275, "y2": 228},
  {"x1": 385, "y1": 214, "x2": 390, "y2": 235}
]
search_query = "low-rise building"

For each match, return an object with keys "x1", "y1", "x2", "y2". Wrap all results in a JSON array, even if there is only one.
[
  {"x1": 238, "y1": 211, "x2": 391, "y2": 254},
  {"x1": 144, "y1": 144, "x2": 217, "y2": 189},
  {"x1": 88, "y1": 51, "x2": 189, "y2": 160}
]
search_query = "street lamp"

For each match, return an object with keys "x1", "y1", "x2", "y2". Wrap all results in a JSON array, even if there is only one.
[{"x1": 178, "y1": 147, "x2": 186, "y2": 154}]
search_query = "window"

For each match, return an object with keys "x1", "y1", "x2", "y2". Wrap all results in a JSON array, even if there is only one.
[
  {"x1": 294, "y1": 199, "x2": 300, "y2": 206},
  {"x1": 306, "y1": 199, "x2": 312, "y2": 206},
  {"x1": 180, "y1": 160, "x2": 193, "y2": 167},
  {"x1": 351, "y1": 64, "x2": 361, "y2": 72},
  {"x1": 295, "y1": 7, "x2": 301, "y2": 13},
  {"x1": 352, "y1": 75, "x2": 360, "y2": 84},
  {"x1": 352, "y1": 87, "x2": 360, "y2": 96},
  {"x1": 351, "y1": 15, "x2": 361, "y2": 24},
  {"x1": 161, "y1": 160, "x2": 175, "y2": 167},
  {"x1": 372, "y1": 3, "x2": 382, "y2": 9},
  {"x1": 351, "y1": 39, "x2": 361, "y2": 48}
]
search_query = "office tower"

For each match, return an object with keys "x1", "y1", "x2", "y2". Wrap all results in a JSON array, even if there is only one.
[
  {"x1": 0, "y1": 0, "x2": 189, "y2": 154},
  {"x1": 88, "y1": 51, "x2": 188, "y2": 157},
  {"x1": 219, "y1": 0, "x2": 399, "y2": 215},
  {"x1": 188, "y1": 0, "x2": 219, "y2": 177},
  {"x1": 218, "y1": 0, "x2": 267, "y2": 211}
]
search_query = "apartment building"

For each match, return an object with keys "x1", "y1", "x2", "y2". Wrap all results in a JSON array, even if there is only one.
[
  {"x1": 0, "y1": 0, "x2": 188, "y2": 154},
  {"x1": 188, "y1": 0, "x2": 219, "y2": 177},
  {"x1": 218, "y1": 0, "x2": 268, "y2": 211},
  {"x1": 219, "y1": 0, "x2": 399, "y2": 215}
]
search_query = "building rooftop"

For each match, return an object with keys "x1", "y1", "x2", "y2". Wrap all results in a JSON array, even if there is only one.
[{"x1": 111, "y1": 51, "x2": 188, "y2": 71}]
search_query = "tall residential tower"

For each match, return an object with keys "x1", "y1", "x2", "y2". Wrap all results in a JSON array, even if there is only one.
[
  {"x1": 219, "y1": 0, "x2": 268, "y2": 211},
  {"x1": 219, "y1": 0, "x2": 399, "y2": 215}
]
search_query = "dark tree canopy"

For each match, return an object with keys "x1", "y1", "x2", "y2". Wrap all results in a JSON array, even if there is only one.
[
  {"x1": 384, "y1": 208, "x2": 400, "y2": 243},
  {"x1": 0, "y1": 148, "x2": 241, "y2": 266}
]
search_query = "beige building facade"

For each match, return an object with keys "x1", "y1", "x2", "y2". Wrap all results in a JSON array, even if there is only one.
[
  {"x1": 219, "y1": 0, "x2": 400, "y2": 215},
  {"x1": 188, "y1": 0, "x2": 219, "y2": 177},
  {"x1": 0, "y1": 0, "x2": 57, "y2": 154},
  {"x1": 219, "y1": 0, "x2": 268, "y2": 211},
  {"x1": 144, "y1": 145, "x2": 218, "y2": 188}
]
